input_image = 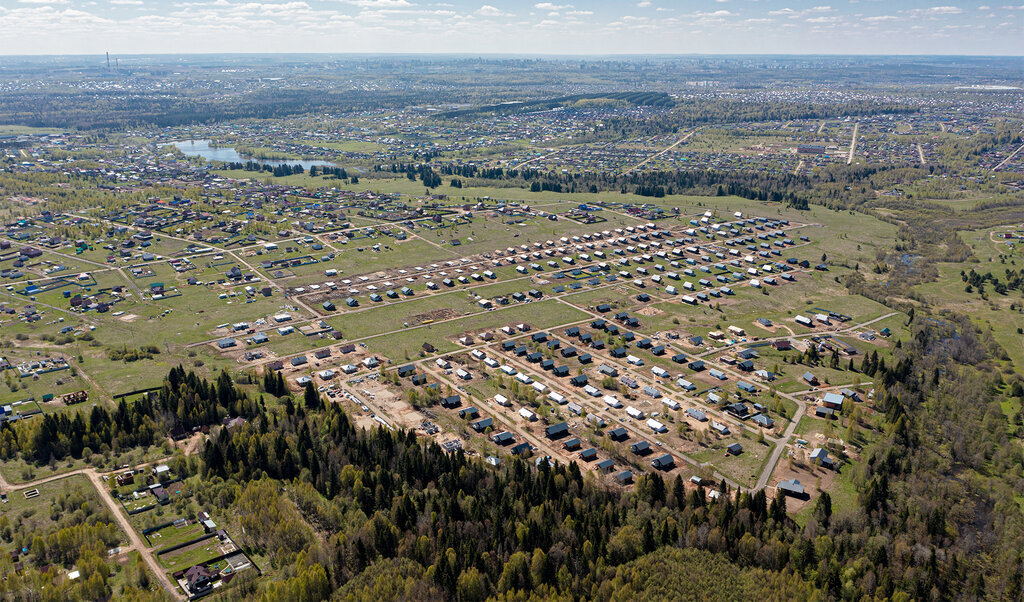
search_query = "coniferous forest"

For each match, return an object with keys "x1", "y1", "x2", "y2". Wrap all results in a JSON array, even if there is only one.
[
  {"x1": 0, "y1": 315, "x2": 988, "y2": 601},
  {"x1": 0, "y1": 313, "x2": 1021, "y2": 600}
]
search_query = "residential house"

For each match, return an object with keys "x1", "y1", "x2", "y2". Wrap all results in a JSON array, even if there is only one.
[
  {"x1": 777, "y1": 478, "x2": 807, "y2": 498},
  {"x1": 651, "y1": 454, "x2": 675, "y2": 470}
]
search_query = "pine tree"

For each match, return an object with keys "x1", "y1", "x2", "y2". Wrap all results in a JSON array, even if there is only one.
[{"x1": 304, "y1": 381, "x2": 321, "y2": 411}]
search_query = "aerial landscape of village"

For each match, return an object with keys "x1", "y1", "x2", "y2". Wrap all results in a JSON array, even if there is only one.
[{"x1": 0, "y1": 47, "x2": 1021, "y2": 601}]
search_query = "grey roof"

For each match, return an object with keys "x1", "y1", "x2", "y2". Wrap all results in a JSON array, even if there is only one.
[{"x1": 778, "y1": 479, "x2": 805, "y2": 495}]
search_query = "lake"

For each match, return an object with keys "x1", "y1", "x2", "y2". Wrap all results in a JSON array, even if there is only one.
[{"x1": 169, "y1": 140, "x2": 339, "y2": 169}]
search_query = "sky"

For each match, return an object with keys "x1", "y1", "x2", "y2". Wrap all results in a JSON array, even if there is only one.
[{"x1": 0, "y1": 0, "x2": 1020, "y2": 56}]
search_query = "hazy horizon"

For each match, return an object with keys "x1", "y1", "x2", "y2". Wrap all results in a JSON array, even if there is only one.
[
  {"x1": 0, "y1": 0, "x2": 1020, "y2": 57},
  {"x1": 0, "y1": 51, "x2": 1021, "y2": 58}
]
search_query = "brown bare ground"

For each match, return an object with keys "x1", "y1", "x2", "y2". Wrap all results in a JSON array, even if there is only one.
[
  {"x1": 409, "y1": 308, "x2": 458, "y2": 324},
  {"x1": 768, "y1": 452, "x2": 837, "y2": 514},
  {"x1": 363, "y1": 379, "x2": 431, "y2": 431}
]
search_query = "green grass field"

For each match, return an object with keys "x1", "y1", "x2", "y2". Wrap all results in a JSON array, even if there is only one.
[
  {"x1": 691, "y1": 435, "x2": 776, "y2": 489},
  {"x1": 360, "y1": 299, "x2": 591, "y2": 362},
  {"x1": 147, "y1": 520, "x2": 207, "y2": 551},
  {"x1": 158, "y1": 535, "x2": 223, "y2": 571},
  {"x1": 0, "y1": 474, "x2": 123, "y2": 543}
]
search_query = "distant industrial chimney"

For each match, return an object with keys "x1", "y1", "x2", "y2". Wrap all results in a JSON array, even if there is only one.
[{"x1": 106, "y1": 52, "x2": 110, "y2": 70}]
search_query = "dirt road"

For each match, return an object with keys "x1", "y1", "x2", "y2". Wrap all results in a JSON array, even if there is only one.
[{"x1": 0, "y1": 461, "x2": 184, "y2": 599}]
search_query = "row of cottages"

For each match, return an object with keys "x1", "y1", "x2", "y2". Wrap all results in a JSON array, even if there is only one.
[{"x1": 263, "y1": 342, "x2": 360, "y2": 373}]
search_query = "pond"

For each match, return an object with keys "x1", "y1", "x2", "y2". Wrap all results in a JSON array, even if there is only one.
[{"x1": 169, "y1": 140, "x2": 338, "y2": 169}]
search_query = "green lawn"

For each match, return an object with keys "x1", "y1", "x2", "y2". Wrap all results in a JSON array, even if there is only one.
[
  {"x1": 690, "y1": 436, "x2": 776, "y2": 489},
  {"x1": 793, "y1": 461, "x2": 860, "y2": 525},
  {"x1": 146, "y1": 520, "x2": 207, "y2": 551},
  {"x1": 158, "y1": 536, "x2": 223, "y2": 571},
  {"x1": 0, "y1": 474, "x2": 125, "y2": 544},
  {"x1": 328, "y1": 291, "x2": 483, "y2": 339}
]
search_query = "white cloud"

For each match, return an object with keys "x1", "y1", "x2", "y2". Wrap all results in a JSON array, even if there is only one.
[
  {"x1": 339, "y1": 0, "x2": 413, "y2": 7},
  {"x1": 697, "y1": 10, "x2": 735, "y2": 17},
  {"x1": 476, "y1": 4, "x2": 510, "y2": 16},
  {"x1": 0, "y1": 0, "x2": 1016, "y2": 55},
  {"x1": 769, "y1": 5, "x2": 833, "y2": 17},
  {"x1": 637, "y1": 1, "x2": 652, "y2": 6},
  {"x1": 922, "y1": 5, "x2": 964, "y2": 14}
]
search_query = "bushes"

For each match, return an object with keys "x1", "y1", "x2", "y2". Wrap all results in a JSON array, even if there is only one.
[{"x1": 106, "y1": 344, "x2": 160, "y2": 362}]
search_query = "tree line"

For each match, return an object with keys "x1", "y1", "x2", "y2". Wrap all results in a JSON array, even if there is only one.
[
  {"x1": 189, "y1": 313, "x2": 1024, "y2": 600},
  {"x1": 0, "y1": 367, "x2": 261, "y2": 465}
]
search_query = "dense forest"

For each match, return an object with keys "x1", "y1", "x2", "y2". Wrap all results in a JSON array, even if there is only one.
[
  {"x1": 0, "y1": 88, "x2": 446, "y2": 130},
  {"x1": 412, "y1": 161, "x2": 922, "y2": 209},
  {"x1": 1, "y1": 315, "x2": 1019, "y2": 599},
  {"x1": 0, "y1": 482, "x2": 155, "y2": 601},
  {"x1": 0, "y1": 367, "x2": 261, "y2": 464},
  {"x1": 179, "y1": 307, "x2": 1024, "y2": 600},
  {"x1": 438, "y1": 91, "x2": 675, "y2": 118}
]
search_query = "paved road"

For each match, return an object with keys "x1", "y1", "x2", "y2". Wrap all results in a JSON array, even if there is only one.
[
  {"x1": 754, "y1": 390, "x2": 805, "y2": 491},
  {"x1": 0, "y1": 460, "x2": 184, "y2": 599},
  {"x1": 992, "y1": 136, "x2": 1024, "y2": 172},
  {"x1": 361, "y1": 263, "x2": 889, "y2": 493},
  {"x1": 700, "y1": 311, "x2": 895, "y2": 491},
  {"x1": 622, "y1": 128, "x2": 699, "y2": 174},
  {"x1": 511, "y1": 148, "x2": 560, "y2": 171},
  {"x1": 847, "y1": 122, "x2": 859, "y2": 165},
  {"x1": 84, "y1": 469, "x2": 185, "y2": 600},
  {"x1": 694, "y1": 311, "x2": 897, "y2": 360}
]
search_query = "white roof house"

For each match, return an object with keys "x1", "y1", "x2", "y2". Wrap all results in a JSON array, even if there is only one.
[{"x1": 647, "y1": 418, "x2": 666, "y2": 433}]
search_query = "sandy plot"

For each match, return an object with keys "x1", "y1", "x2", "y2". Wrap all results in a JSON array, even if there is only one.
[
  {"x1": 118, "y1": 313, "x2": 140, "y2": 322},
  {"x1": 768, "y1": 455, "x2": 837, "y2": 514},
  {"x1": 636, "y1": 306, "x2": 664, "y2": 317},
  {"x1": 351, "y1": 377, "x2": 436, "y2": 432},
  {"x1": 354, "y1": 415, "x2": 378, "y2": 430}
]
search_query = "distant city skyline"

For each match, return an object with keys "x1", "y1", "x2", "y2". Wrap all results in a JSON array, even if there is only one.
[{"x1": 0, "y1": 0, "x2": 1020, "y2": 56}]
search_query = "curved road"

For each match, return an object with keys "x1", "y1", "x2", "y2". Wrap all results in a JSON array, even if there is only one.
[{"x1": 0, "y1": 461, "x2": 185, "y2": 600}]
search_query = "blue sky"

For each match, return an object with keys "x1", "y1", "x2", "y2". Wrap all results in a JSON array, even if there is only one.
[{"x1": 0, "y1": 0, "x2": 1020, "y2": 55}]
